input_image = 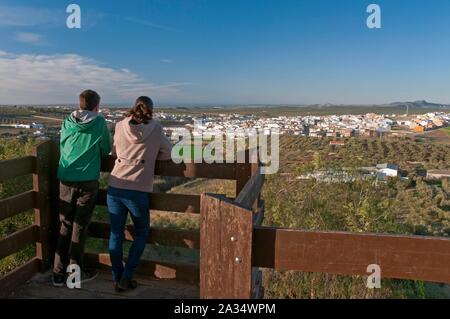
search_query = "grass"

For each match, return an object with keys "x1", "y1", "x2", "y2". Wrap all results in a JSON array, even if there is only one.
[{"x1": 172, "y1": 143, "x2": 219, "y2": 163}]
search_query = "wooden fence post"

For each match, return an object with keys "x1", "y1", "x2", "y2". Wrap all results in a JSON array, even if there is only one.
[
  {"x1": 49, "y1": 142, "x2": 60, "y2": 259},
  {"x1": 200, "y1": 194, "x2": 253, "y2": 299},
  {"x1": 32, "y1": 140, "x2": 58, "y2": 272}
]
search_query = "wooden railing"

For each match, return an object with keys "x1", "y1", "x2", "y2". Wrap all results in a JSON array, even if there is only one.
[
  {"x1": 0, "y1": 140, "x2": 260, "y2": 296},
  {"x1": 1, "y1": 139, "x2": 450, "y2": 299},
  {"x1": 251, "y1": 228, "x2": 450, "y2": 284},
  {"x1": 200, "y1": 165, "x2": 264, "y2": 299},
  {"x1": 200, "y1": 168, "x2": 450, "y2": 298},
  {"x1": 84, "y1": 155, "x2": 246, "y2": 283},
  {"x1": 0, "y1": 140, "x2": 58, "y2": 297}
]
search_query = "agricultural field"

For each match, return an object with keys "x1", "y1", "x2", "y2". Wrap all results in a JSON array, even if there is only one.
[
  {"x1": 279, "y1": 135, "x2": 450, "y2": 173},
  {"x1": 414, "y1": 127, "x2": 450, "y2": 145},
  {"x1": 157, "y1": 105, "x2": 449, "y2": 117}
]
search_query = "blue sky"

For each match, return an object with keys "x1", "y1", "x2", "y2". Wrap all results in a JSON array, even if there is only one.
[{"x1": 1, "y1": 0, "x2": 450, "y2": 105}]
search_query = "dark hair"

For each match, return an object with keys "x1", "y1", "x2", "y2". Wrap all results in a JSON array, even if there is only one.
[
  {"x1": 79, "y1": 90, "x2": 101, "y2": 111},
  {"x1": 126, "y1": 96, "x2": 154, "y2": 124}
]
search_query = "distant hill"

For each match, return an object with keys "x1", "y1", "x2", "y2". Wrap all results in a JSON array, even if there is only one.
[
  {"x1": 309, "y1": 100, "x2": 450, "y2": 109},
  {"x1": 100, "y1": 101, "x2": 450, "y2": 110},
  {"x1": 386, "y1": 100, "x2": 450, "y2": 109}
]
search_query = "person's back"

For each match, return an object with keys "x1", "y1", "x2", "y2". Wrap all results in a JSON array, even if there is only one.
[
  {"x1": 52, "y1": 90, "x2": 111, "y2": 287},
  {"x1": 107, "y1": 96, "x2": 172, "y2": 292},
  {"x1": 109, "y1": 116, "x2": 172, "y2": 192},
  {"x1": 58, "y1": 108, "x2": 111, "y2": 182}
]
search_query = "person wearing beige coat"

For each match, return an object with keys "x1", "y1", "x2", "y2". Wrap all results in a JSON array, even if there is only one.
[{"x1": 107, "y1": 96, "x2": 172, "y2": 292}]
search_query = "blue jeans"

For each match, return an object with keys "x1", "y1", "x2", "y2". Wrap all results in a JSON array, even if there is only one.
[{"x1": 107, "y1": 186, "x2": 150, "y2": 282}]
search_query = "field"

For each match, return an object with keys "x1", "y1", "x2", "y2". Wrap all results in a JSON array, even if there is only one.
[
  {"x1": 278, "y1": 135, "x2": 450, "y2": 174},
  {"x1": 158, "y1": 105, "x2": 449, "y2": 117},
  {"x1": 415, "y1": 127, "x2": 450, "y2": 145}
]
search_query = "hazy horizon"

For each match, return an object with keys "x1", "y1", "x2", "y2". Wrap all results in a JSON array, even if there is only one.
[{"x1": 1, "y1": 100, "x2": 450, "y2": 109}]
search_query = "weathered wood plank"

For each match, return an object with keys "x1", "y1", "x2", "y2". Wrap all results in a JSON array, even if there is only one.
[
  {"x1": 0, "y1": 156, "x2": 35, "y2": 183},
  {"x1": 47, "y1": 142, "x2": 60, "y2": 260},
  {"x1": 0, "y1": 191, "x2": 35, "y2": 222},
  {"x1": 199, "y1": 194, "x2": 221, "y2": 298},
  {"x1": 32, "y1": 141, "x2": 53, "y2": 272},
  {"x1": 148, "y1": 193, "x2": 200, "y2": 214},
  {"x1": 96, "y1": 189, "x2": 200, "y2": 214},
  {"x1": 88, "y1": 222, "x2": 200, "y2": 249},
  {"x1": 253, "y1": 227, "x2": 450, "y2": 284},
  {"x1": 102, "y1": 156, "x2": 236, "y2": 179},
  {"x1": 235, "y1": 169, "x2": 264, "y2": 210},
  {"x1": 218, "y1": 197, "x2": 253, "y2": 299},
  {"x1": 0, "y1": 225, "x2": 38, "y2": 260},
  {"x1": 84, "y1": 253, "x2": 199, "y2": 284},
  {"x1": 149, "y1": 227, "x2": 199, "y2": 249},
  {"x1": 200, "y1": 194, "x2": 253, "y2": 299},
  {"x1": 0, "y1": 257, "x2": 40, "y2": 298}
]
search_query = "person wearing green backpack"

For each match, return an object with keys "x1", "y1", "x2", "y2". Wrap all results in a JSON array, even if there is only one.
[{"x1": 52, "y1": 90, "x2": 112, "y2": 287}]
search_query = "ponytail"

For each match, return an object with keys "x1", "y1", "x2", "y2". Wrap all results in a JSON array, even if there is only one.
[{"x1": 126, "y1": 96, "x2": 154, "y2": 124}]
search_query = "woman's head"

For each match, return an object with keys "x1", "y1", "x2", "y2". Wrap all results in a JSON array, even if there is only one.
[{"x1": 126, "y1": 96, "x2": 154, "y2": 124}]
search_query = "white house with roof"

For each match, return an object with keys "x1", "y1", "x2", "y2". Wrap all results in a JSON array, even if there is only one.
[{"x1": 376, "y1": 163, "x2": 399, "y2": 178}]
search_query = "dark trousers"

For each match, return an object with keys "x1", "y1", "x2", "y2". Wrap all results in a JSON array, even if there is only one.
[{"x1": 53, "y1": 180, "x2": 99, "y2": 274}]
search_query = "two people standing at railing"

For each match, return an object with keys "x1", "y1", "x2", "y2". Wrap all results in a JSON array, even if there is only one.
[{"x1": 53, "y1": 90, "x2": 172, "y2": 292}]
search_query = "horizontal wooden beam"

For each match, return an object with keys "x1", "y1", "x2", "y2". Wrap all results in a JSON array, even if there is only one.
[
  {"x1": 96, "y1": 189, "x2": 200, "y2": 214},
  {"x1": 102, "y1": 156, "x2": 237, "y2": 179},
  {"x1": 88, "y1": 222, "x2": 200, "y2": 249},
  {"x1": 0, "y1": 257, "x2": 40, "y2": 298},
  {"x1": 0, "y1": 156, "x2": 35, "y2": 183},
  {"x1": 84, "y1": 253, "x2": 199, "y2": 284},
  {"x1": 0, "y1": 191, "x2": 35, "y2": 222},
  {"x1": 253, "y1": 227, "x2": 450, "y2": 284},
  {"x1": 0, "y1": 225, "x2": 38, "y2": 260},
  {"x1": 235, "y1": 170, "x2": 264, "y2": 209}
]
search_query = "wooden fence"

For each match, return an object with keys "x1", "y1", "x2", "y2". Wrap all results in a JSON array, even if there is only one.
[
  {"x1": 0, "y1": 139, "x2": 449, "y2": 299},
  {"x1": 0, "y1": 140, "x2": 58, "y2": 296}
]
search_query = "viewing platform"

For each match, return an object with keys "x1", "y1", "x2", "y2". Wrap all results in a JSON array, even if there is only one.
[
  {"x1": 10, "y1": 271, "x2": 199, "y2": 299},
  {"x1": 1, "y1": 140, "x2": 449, "y2": 299}
]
